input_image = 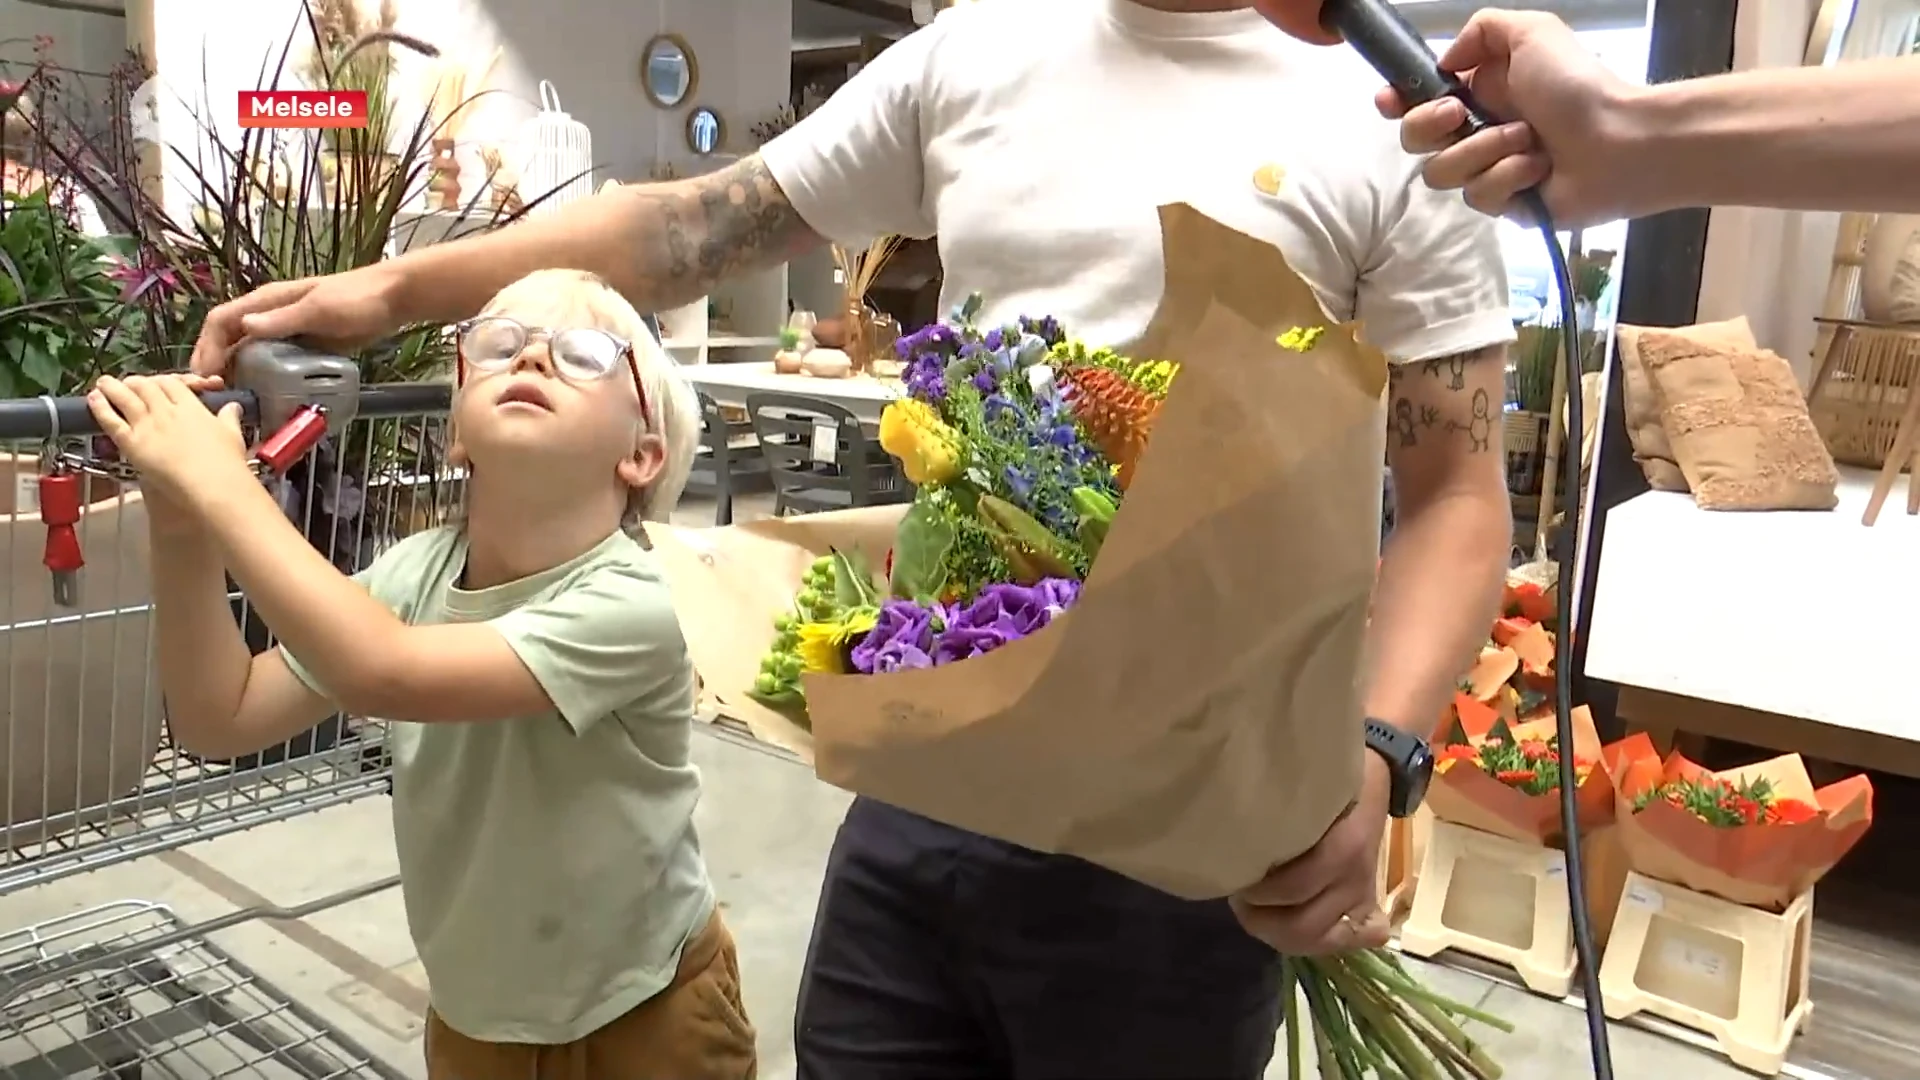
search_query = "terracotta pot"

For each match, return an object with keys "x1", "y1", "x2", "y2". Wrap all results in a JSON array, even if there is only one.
[
  {"x1": 1861, "y1": 213, "x2": 1920, "y2": 323},
  {"x1": 773, "y1": 349, "x2": 805, "y2": 375},
  {"x1": 813, "y1": 317, "x2": 848, "y2": 349},
  {"x1": 0, "y1": 455, "x2": 163, "y2": 839}
]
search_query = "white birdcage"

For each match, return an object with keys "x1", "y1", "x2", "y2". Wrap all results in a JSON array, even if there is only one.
[{"x1": 517, "y1": 80, "x2": 594, "y2": 215}]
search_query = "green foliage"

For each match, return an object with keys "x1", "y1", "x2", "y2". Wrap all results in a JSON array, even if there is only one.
[
  {"x1": 0, "y1": 191, "x2": 164, "y2": 396},
  {"x1": 889, "y1": 498, "x2": 956, "y2": 602}
]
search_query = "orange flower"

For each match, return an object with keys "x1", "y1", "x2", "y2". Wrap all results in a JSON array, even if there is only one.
[{"x1": 1766, "y1": 799, "x2": 1820, "y2": 826}]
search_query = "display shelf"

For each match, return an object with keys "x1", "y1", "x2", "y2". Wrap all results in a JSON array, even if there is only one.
[{"x1": 1584, "y1": 466, "x2": 1919, "y2": 743}]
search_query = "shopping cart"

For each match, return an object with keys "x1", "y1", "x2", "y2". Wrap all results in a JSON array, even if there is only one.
[{"x1": 0, "y1": 346, "x2": 455, "y2": 1078}]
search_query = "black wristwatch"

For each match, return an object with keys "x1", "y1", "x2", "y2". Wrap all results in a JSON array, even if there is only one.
[{"x1": 1364, "y1": 719, "x2": 1434, "y2": 819}]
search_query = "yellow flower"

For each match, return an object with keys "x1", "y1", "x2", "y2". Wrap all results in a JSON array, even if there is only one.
[
  {"x1": 879, "y1": 399, "x2": 964, "y2": 486},
  {"x1": 1276, "y1": 326, "x2": 1325, "y2": 352},
  {"x1": 793, "y1": 609, "x2": 880, "y2": 674},
  {"x1": 1127, "y1": 359, "x2": 1178, "y2": 397}
]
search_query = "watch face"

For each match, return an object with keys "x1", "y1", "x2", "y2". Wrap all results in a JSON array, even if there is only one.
[{"x1": 1404, "y1": 743, "x2": 1435, "y2": 813}]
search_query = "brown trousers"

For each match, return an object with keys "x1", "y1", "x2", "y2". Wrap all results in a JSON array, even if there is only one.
[{"x1": 424, "y1": 912, "x2": 757, "y2": 1080}]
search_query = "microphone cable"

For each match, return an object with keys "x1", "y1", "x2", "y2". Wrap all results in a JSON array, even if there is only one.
[{"x1": 1312, "y1": 3, "x2": 1617, "y2": 1075}]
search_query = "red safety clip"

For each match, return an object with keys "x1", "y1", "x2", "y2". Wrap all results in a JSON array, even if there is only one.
[
  {"x1": 39, "y1": 467, "x2": 84, "y2": 608},
  {"x1": 251, "y1": 405, "x2": 331, "y2": 476}
]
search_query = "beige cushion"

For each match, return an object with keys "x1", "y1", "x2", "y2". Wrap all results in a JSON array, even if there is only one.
[
  {"x1": 1616, "y1": 317, "x2": 1757, "y2": 492},
  {"x1": 1636, "y1": 331, "x2": 1840, "y2": 511}
]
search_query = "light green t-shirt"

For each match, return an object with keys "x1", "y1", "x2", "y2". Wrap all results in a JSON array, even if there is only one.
[{"x1": 282, "y1": 526, "x2": 714, "y2": 1044}]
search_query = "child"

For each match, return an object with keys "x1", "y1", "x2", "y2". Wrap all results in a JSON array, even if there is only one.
[{"x1": 87, "y1": 270, "x2": 754, "y2": 1080}]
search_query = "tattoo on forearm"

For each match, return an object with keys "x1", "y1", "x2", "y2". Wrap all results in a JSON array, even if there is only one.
[
  {"x1": 1388, "y1": 351, "x2": 1497, "y2": 454},
  {"x1": 626, "y1": 156, "x2": 818, "y2": 309}
]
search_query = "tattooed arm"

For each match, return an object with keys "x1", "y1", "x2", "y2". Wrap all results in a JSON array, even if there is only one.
[
  {"x1": 1365, "y1": 345, "x2": 1514, "y2": 736},
  {"x1": 387, "y1": 155, "x2": 824, "y2": 325}
]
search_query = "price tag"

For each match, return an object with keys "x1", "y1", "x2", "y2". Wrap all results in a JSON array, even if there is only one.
[
  {"x1": 1661, "y1": 938, "x2": 1733, "y2": 983},
  {"x1": 1542, "y1": 850, "x2": 1567, "y2": 879},
  {"x1": 811, "y1": 422, "x2": 839, "y2": 463},
  {"x1": 14, "y1": 473, "x2": 40, "y2": 516},
  {"x1": 1626, "y1": 879, "x2": 1664, "y2": 912}
]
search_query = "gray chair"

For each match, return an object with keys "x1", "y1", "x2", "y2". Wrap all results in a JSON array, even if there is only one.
[
  {"x1": 683, "y1": 391, "x2": 768, "y2": 526},
  {"x1": 744, "y1": 392, "x2": 912, "y2": 516}
]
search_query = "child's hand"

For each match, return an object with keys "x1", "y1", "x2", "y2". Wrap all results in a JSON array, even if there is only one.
[{"x1": 87, "y1": 374, "x2": 252, "y2": 509}]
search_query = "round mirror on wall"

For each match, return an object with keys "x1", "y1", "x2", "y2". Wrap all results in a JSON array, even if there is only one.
[
  {"x1": 641, "y1": 34, "x2": 697, "y2": 108},
  {"x1": 687, "y1": 106, "x2": 724, "y2": 155}
]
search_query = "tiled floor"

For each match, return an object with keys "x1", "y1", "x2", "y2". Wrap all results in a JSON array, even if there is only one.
[{"x1": 0, "y1": 723, "x2": 1760, "y2": 1080}]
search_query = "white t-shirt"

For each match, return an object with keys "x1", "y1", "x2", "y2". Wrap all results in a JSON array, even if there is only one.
[{"x1": 761, "y1": 0, "x2": 1514, "y2": 364}]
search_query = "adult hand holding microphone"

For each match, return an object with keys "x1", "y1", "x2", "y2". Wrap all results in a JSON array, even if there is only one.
[
  {"x1": 1251, "y1": 3, "x2": 1632, "y2": 226},
  {"x1": 1285, "y1": 4, "x2": 1920, "y2": 226},
  {"x1": 1363, "y1": 10, "x2": 1637, "y2": 227}
]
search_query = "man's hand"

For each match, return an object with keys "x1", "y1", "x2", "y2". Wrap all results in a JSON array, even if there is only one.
[
  {"x1": 1231, "y1": 755, "x2": 1393, "y2": 955},
  {"x1": 87, "y1": 375, "x2": 254, "y2": 509},
  {"x1": 1373, "y1": 10, "x2": 1645, "y2": 227},
  {"x1": 189, "y1": 265, "x2": 404, "y2": 378}
]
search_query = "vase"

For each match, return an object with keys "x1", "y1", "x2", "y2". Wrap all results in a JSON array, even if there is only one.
[
  {"x1": 842, "y1": 294, "x2": 871, "y2": 373},
  {"x1": 426, "y1": 138, "x2": 462, "y2": 211},
  {"x1": 0, "y1": 455, "x2": 163, "y2": 837}
]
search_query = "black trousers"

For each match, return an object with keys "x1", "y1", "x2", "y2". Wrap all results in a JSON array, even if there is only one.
[{"x1": 794, "y1": 797, "x2": 1285, "y2": 1080}]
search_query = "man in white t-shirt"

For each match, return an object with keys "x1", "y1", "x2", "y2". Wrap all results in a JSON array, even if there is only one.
[{"x1": 192, "y1": 3, "x2": 1516, "y2": 1076}]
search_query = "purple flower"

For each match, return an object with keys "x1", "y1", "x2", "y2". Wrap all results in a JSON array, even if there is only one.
[
  {"x1": 904, "y1": 355, "x2": 949, "y2": 403},
  {"x1": 931, "y1": 579, "x2": 1079, "y2": 664},
  {"x1": 851, "y1": 600, "x2": 943, "y2": 674}
]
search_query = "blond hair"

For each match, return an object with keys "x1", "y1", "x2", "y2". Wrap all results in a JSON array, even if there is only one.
[{"x1": 474, "y1": 269, "x2": 700, "y2": 530}]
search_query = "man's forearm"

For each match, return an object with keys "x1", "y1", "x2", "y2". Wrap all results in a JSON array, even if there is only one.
[
  {"x1": 148, "y1": 529, "x2": 254, "y2": 740},
  {"x1": 1621, "y1": 56, "x2": 1920, "y2": 217},
  {"x1": 1364, "y1": 494, "x2": 1509, "y2": 735},
  {"x1": 384, "y1": 155, "x2": 824, "y2": 325}
]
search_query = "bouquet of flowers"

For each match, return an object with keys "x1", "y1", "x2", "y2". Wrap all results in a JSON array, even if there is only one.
[
  {"x1": 747, "y1": 306, "x2": 1168, "y2": 713},
  {"x1": 1427, "y1": 575, "x2": 1610, "y2": 842},
  {"x1": 656, "y1": 205, "x2": 1511, "y2": 1080},
  {"x1": 654, "y1": 206, "x2": 1394, "y2": 901},
  {"x1": 1603, "y1": 734, "x2": 1874, "y2": 910}
]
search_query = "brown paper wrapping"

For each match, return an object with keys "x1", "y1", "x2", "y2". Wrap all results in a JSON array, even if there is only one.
[{"x1": 649, "y1": 205, "x2": 1388, "y2": 899}]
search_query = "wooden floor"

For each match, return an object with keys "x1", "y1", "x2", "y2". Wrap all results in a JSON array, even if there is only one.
[{"x1": 1787, "y1": 769, "x2": 1920, "y2": 1079}]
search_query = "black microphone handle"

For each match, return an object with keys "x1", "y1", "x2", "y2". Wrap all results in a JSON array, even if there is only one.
[{"x1": 1319, "y1": 0, "x2": 1488, "y2": 135}]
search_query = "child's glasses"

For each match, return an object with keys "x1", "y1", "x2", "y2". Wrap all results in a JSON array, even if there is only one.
[{"x1": 454, "y1": 316, "x2": 655, "y2": 431}]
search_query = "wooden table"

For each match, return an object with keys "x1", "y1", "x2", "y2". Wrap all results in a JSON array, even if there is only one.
[
  {"x1": 1584, "y1": 466, "x2": 1920, "y2": 775},
  {"x1": 680, "y1": 362, "x2": 902, "y2": 425}
]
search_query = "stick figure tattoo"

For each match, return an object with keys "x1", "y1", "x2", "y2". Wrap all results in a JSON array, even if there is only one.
[
  {"x1": 1440, "y1": 389, "x2": 1494, "y2": 452},
  {"x1": 1420, "y1": 354, "x2": 1468, "y2": 391},
  {"x1": 1393, "y1": 398, "x2": 1419, "y2": 447}
]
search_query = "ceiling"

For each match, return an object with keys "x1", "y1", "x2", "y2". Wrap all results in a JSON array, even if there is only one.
[{"x1": 789, "y1": 0, "x2": 1650, "y2": 49}]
